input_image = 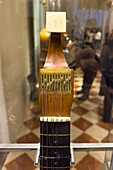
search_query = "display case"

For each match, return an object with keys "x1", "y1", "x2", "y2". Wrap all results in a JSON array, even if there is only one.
[{"x1": 0, "y1": 0, "x2": 113, "y2": 170}]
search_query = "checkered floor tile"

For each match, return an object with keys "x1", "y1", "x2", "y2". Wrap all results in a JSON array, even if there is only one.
[{"x1": 2, "y1": 68, "x2": 111, "y2": 170}]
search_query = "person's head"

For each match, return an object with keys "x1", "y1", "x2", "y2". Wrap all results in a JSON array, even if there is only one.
[
  {"x1": 66, "y1": 42, "x2": 81, "y2": 55},
  {"x1": 66, "y1": 42, "x2": 77, "y2": 53},
  {"x1": 92, "y1": 27, "x2": 96, "y2": 33},
  {"x1": 91, "y1": 28, "x2": 94, "y2": 33},
  {"x1": 85, "y1": 27, "x2": 88, "y2": 32},
  {"x1": 97, "y1": 27, "x2": 101, "y2": 33},
  {"x1": 87, "y1": 28, "x2": 90, "y2": 33}
]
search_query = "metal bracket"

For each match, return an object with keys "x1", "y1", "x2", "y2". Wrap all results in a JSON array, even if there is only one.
[
  {"x1": 34, "y1": 145, "x2": 40, "y2": 166},
  {"x1": 70, "y1": 143, "x2": 75, "y2": 165},
  {"x1": 1, "y1": 143, "x2": 113, "y2": 167}
]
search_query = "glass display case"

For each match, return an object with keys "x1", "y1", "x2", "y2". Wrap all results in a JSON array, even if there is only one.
[{"x1": 0, "y1": 0, "x2": 113, "y2": 170}]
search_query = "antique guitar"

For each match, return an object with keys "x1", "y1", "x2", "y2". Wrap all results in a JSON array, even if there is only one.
[{"x1": 39, "y1": 12, "x2": 73, "y2": 170}]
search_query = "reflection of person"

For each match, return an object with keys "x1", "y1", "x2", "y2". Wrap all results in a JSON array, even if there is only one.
[
  {"x1": 84, "y1": 28, "x2": 94, "y2": 49},
  {"x1": 93, "y1": 28, "x2": 102, "y2": 51},
  {"x1": 75, "y1": 29, "x2": 82, "y2": 41},
  {"x1": 99, "y1": 34, "x2": 109, "y2": 96},
  {"x1": 67, "y1": 43, "x2": 99, "y2": 100},
  {"x1": 109, "y1": 30, "x2": 113, "y2": 40},
  {"x1": 103, "y1": 58, "x2": 113, "y2": 123},
  {"x1": 100, "y1": 39, "x2": 113, "y2": 122}
]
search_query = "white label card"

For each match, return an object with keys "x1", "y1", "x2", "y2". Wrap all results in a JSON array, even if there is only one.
[{"x1": 46, "y1": 12, "x2": 66, "y2": 33}]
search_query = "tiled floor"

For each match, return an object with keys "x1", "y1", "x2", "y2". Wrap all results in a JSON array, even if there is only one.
[{"x1": 2, "y1": 68, "x2": 112, "y2": 170}]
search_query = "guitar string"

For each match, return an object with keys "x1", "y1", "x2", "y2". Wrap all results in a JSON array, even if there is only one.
[
  {"x1": 56, "y1": 73, "x2": 58, "y2": 169},
  {"x1": 41, "y1": 67, "x2": 72, "y2": 168},
  {"x1": 49, "y1": 73, "x2": 51, "y2": 169},
  {"x1": 42, "y1": 73, "x2": 44, "y2": 169},
  {"x1": 53, "y1": 73, "x2": 55, "y2": 170},
  {"x1": 45, "y1": 73, "x2": 49, "y2": 169},
  {"x1": 61, "y1": 74, "x2": 63, "y2": 168}
]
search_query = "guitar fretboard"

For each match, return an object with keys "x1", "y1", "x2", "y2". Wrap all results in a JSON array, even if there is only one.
[{"x1": 40, "y1": 118, "x2": 70, "y2": 169}]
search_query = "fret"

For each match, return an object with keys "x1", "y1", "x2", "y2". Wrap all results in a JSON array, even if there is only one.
[
  {"x1": 40, "y1": 166, "x2": 70, "y2": 169},
  {"x1": 40, "y1": 147, "x2": 70, "y2": 157},
  {"x1": 40, "y1": 157, "x2": 70, "y2": 167},
  {"x1": 40, "y1": 119, "x2": 70, "y2": 168},
  {"x1": 40, "y1": 145, "x2": 70, "y2": 148},
  {"x1": 40, "y1": 134, "x2": 70, "y2": 136},
  {"x1": 40, "y1": 156, "x2": 70, "y2": 159},
  {"x1": 40, "y1": 135, "x2": 70, "y2": 146}
]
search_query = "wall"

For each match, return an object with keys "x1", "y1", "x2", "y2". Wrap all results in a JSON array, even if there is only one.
[
  {"x1": 79, "y1": 0, "x2": 99, "y2": 9},
  {"x1": 78, "y1": 0, "x2": 109, "y2": 9},
  {"x1": 0, "y1": 0, "x2": 31, "y2": 142}
]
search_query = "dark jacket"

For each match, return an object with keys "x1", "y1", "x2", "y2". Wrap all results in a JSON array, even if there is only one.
[
  {"x1": 104, "y1": 58, "x2": 113, "y2": 89},
  {"x1": 69, "y1": 46, "x2": 99, "y2": 72},
  {"x1": 100, "y1": 44, "x2": 110, "y2": 72}
]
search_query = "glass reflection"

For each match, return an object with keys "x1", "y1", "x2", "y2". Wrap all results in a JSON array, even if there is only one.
[{"x1": 1, "y1": 0, "x2": 113, "y2": 169}]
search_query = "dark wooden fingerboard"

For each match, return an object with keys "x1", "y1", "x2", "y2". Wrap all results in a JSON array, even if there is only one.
[{"x1": 40, "y1": 121, "x2": 70, "y2": 169}]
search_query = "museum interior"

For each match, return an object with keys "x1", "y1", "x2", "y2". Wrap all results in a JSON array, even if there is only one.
[{"x1": 1, "y1": 0, "x2": 113, "y2": 169}]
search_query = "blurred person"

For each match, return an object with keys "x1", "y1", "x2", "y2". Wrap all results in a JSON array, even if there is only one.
[
  {"x1": 103, "y1": 57, "x2": 113, "y2": 122},
  {"x1": 75, "y1": 29, "x2": 82, "y2": 41},
  {"x1": 84, "y1": 27, "x2": 89, "y2": 41},
  {"x1": 71, "y1": 25, "x2": 75, "y2": 41},
  {"x1": 99, "y1": 33, "x2": 109, "y2": 96},
  {"x1": 109, "y1": 30, "x2": 113, "y2": 40},
  {"x1": 67, "y1": 42, "x2": 99, "y2": 100},
  {"x1": 84, "y1": 28, "x2": 94, "y2": 49},
  {"x1": 84, "y1": 28, "x2": 90, "y2": 44},
  {"x1": 100, "y1": 39, "x2": 113, "y2": 122},
  {"x1": 94, "y1": 28, "x2": 102, "y2": 51},
  {"x1": 92, "y1": 27, "x2": 97, "y2": 48}
]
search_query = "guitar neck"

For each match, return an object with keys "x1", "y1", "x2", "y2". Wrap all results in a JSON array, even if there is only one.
[
  {"x1": 39, "y1": 18, "x2": 73, "y2": 169},
  {"x1": 40, "y1": 117, "x2": 70, "y2": 169}
]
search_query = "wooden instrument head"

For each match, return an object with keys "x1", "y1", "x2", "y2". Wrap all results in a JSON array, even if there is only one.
[{"x1": 39, "y1": 12, "x2": 73, "y2": 118}]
